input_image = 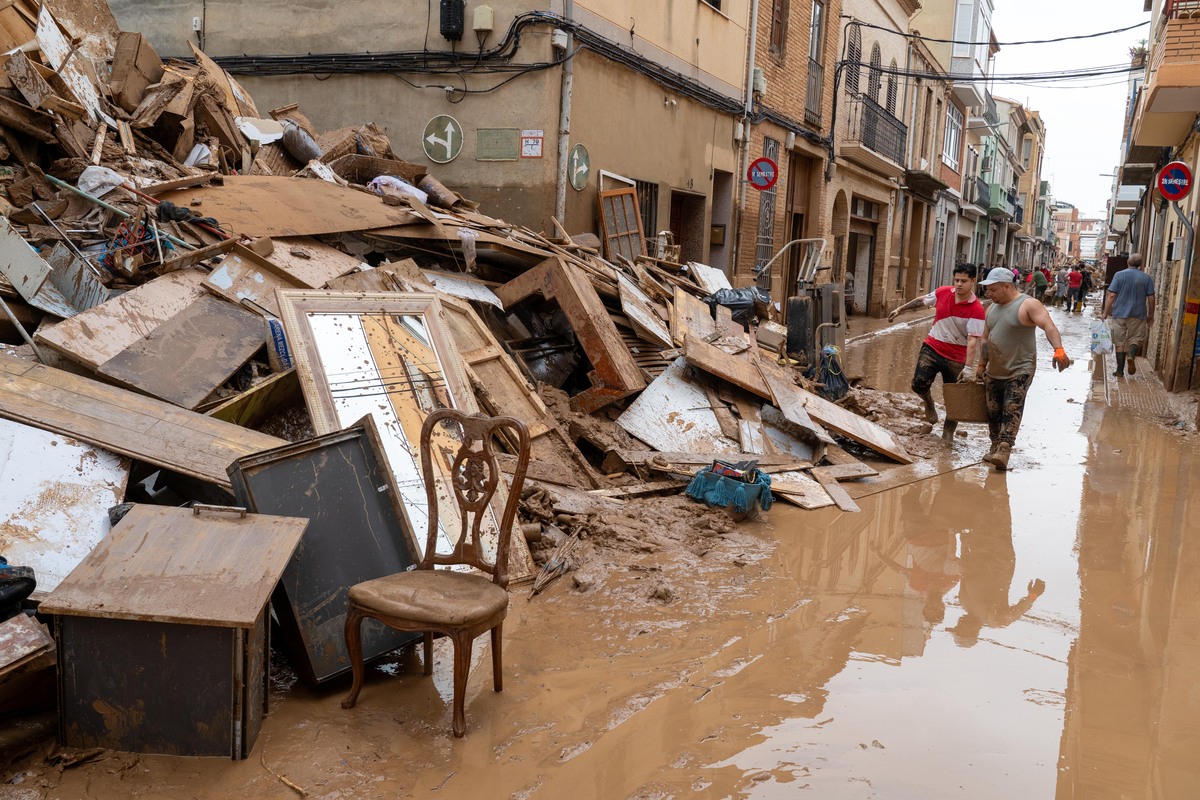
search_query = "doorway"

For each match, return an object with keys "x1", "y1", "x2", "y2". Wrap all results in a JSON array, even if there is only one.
[
  {"x1": 847, "y1": 231, "x2": 874, "y2": 314},
  {"x1": 669, "y1": 190, "x2": 707, "y2": 264},
  {"x1": 709, "y1": 170, "x2": 733, "y2": 272}
]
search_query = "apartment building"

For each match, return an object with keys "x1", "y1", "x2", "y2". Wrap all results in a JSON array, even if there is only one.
[
  {"x1": 1053, "y1": 202, "x2": 1081, "y2": 263},
  {"x1": 1109, "y1": 0, "x2": 1200, "y2": 391},
  {"x1": 1013, "y1": 110, "x2": 1052, "y2": 270}
]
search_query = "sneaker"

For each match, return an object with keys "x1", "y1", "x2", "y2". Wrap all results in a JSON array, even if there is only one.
[{"x1": 983, "y1": 443, "x2": 1011, "y2": 470}]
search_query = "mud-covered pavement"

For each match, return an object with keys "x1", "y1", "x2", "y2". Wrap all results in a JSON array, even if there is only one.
[{"x1": 6, "y1": 302, "x2": 1200, "y2": 799}]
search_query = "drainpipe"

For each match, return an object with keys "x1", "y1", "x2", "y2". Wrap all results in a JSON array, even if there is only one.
[
  {"x1": 554, "y1": 0, "x2": 575, "y2": 224},
  {"x1": 735, "y1": 0, "x2": 761, "y2": 274},
  {"x1": 1169, "y1": 200, "x2": 1195, "y2": 389}
]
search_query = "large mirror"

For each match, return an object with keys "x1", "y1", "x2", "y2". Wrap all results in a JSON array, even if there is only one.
[{"x1": 276, "y1": 291, "x2": 503, "y2": 562}]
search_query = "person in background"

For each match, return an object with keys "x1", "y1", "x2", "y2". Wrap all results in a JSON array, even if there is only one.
[
  {"x1": 1101, "y1": 252, "x2": 1155, "y2": 378},
  {"x1": 964, "y1": 267, "x2": 1071, "y2": 470},
  {"x1": 1052, "y1": 266, "x2": 1069, "y2": 308},
  {"x1": 1030, "y1": 265, "x2": 1048, "y2": 301},
  {"x1": 1066, "y1": 264, "x2": 1084, "y2": 312},
  {"x1": 888, "y1": 264, "x2": 986, "y2": 441}
]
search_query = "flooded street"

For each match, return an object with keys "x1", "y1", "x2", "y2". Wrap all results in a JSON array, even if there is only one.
[{"x1": 15, "y1": 305, "x2": 1200, "y2": 799}]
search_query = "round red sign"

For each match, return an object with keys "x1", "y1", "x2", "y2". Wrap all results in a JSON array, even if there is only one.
[
  {"x1": 747, "y1": 157, "x2": 778, "y2": 191},
  {"x1": 1158, "y1": 160, "x2": 1193, "y2": 202}
]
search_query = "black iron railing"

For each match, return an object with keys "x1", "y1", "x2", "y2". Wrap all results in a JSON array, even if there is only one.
[{"x1": 847, "y1": 96, "x2": 906, "y2": 166}]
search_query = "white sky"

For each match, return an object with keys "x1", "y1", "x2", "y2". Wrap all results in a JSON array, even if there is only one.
[{"x1": 989, "y1": 0, "x2": 1152, "y2": 219}]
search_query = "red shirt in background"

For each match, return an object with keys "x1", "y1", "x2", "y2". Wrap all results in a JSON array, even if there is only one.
[{"x1": 1068, "y1": 270, "x2": 1083, "y2": 288}]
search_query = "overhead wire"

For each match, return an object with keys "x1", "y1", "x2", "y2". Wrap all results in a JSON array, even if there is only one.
[{"x1": 847, "y1": 18, "x2": 1149, "y2": 47}]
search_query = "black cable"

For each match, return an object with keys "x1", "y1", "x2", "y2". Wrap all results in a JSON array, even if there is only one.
[{"x1": 849, "y1": 18, "x2": 1148, "y2": 47}]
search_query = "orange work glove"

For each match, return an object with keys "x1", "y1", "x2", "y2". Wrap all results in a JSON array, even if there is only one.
[{"x1": 1052, "y1": 347, "x2": 1071, "y2": 372}]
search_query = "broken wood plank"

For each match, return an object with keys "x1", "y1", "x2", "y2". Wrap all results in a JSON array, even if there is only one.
[
  {"x1": 140, "y1": 172, "x2": 215, "y2": 196},
  {"x1": 757, "y1": 361, "x2": 830, "y2": 444},
  {"x1": 769, "y1": 470, "x2": 834, "y2": 509},
  {"x1": 601, "y1": 449, "x2": 811, "y2": 473},
  {"x1": 800, "y1": 387, "x2": 914, "y2": 465},
  {"x1": 0, "y1": 613, "x2": 54, "y2": 680},
  {"x1": 617, "y1": 272, "x2": 672, "y2": 349},
  {"x1": 844, "y1": 450, "x2": 985, "y2": 499},
  {"x1": 588, "y1": 480, "x2": 685, "y2": 499},
  {"x1": 0, "y1": 353, "x2": 285, "y2": 490},
  {"x1": 686, "y1": 261, "x2": 732, "y2": 294},
  {"x1": 4, "y1": 50, "x2": 54, "y2": 109},
  {"x1": 818, "y1": 462, "x2": 879, "y2": 480},
  {"x1": 685, "y1": 333, "x2": 771, "y2": 400},
  {"x1": 670, "y1": 284, "x2": 718, "y2": 345},
  {"x1": 811, "y1": 466, "x2": 861, "y2": 513},
  {"x1": 202, "y1": 244, "x2": 306, "y2": 317}
]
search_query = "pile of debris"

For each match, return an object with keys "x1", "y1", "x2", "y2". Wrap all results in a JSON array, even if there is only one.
[{"x1": 0, "y1": 0, "x2": 928, "y2": 763}]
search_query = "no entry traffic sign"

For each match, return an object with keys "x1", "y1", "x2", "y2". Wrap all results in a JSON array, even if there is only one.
[
  {"x1": 1158, "y1": 160, "x2": 1192, "y2": 202},
  {"x1": 748, "y1": 157, "x2": 778, "y2": 191}
]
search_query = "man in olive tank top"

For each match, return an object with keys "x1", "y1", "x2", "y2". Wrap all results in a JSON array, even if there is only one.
[{"x1": 962, "y1": 268, "x2": 1071, "y2": 470}]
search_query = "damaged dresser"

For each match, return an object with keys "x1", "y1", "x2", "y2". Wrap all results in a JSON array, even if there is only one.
[{"x1": 38, "y1": 504, "x2": 307, "y2": 759}]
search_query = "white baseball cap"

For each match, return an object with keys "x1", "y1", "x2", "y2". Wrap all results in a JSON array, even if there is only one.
[{"x1": 978, "y1": 267, "x2": 1016, "y2": 286}]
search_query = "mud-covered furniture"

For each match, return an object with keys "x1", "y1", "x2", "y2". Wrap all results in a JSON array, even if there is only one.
[{"x1": 340, "y1": 409, "x2": 529, "y2": 737}]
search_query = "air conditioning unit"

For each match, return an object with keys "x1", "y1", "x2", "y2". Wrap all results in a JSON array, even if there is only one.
[
  {"x1": 981, "y1": 156, "x2": 992, "y2": 173},
  {"x1": 1167, "y1": 236, "x2": 1184, "y2": 261}
]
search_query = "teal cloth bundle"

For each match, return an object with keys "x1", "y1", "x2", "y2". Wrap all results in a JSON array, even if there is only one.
[{"x1": 685, "y1": 468, "x2": 774, "y2": 514}]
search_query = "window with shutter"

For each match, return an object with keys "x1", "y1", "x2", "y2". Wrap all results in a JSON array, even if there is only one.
[
  {"x1": 846, "y1": 25, "x2": 861, "y2": 94},
  {"x1": 867, "y1": 44, "x2": 882, "y2": 103},
  {"x1": 886, "y1": 59, "x2": 898, "y2": 114},
  {"x1": 769, "y1": 0, "x2": 790, "y2": 56}
]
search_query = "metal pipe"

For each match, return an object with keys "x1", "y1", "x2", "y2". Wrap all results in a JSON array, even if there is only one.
[
  {"x1": 1169, "y1": 200, "x2": 1195, "y2": 389},
  {"x1": 42, "y1": 175, "x2": 195, "y2": 251},
  {"x1": 554, "y1": 0, "x2": 575, "y2": 224},
  {"x1": 0, "y1": 295, "x2": 47, "y2": 363},
  {"x1": 735, "y1": 0, "x2": 761, "y2": 232}
]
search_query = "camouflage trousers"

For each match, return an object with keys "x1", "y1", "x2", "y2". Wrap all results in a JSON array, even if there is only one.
[
  {"x1": 984, "y1": 371, "x2": 1034, "y2": 447},
  {"x1": 911, "y1": 343, "x2": 964, "y2": 396}
]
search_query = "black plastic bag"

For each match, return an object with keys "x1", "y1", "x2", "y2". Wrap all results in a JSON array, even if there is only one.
[{"x1": 705, "y1": 286, "x2": 771, "y2": 327}]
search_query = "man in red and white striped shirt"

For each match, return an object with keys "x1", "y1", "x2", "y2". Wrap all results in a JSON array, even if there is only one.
[{"x1": 888, "y1": 264, "x2": 986, "y2": 440}]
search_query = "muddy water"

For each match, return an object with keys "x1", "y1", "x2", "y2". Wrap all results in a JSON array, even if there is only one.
[{"x1": 17, "y1": 306, "x2": 1200, "y2": 799}]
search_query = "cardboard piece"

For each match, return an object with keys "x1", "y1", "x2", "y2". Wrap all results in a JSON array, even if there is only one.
[{"x1": 110, "y1": 32, "x2": 164, "y2": 112}]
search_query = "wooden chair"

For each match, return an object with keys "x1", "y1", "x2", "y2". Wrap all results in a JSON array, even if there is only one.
[{"x1": 340, "y1": 409, "x2": 530, "y2": 737}]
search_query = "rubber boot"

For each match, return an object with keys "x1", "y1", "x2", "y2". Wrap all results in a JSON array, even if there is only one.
[
  {"x1": 1113, "y1": 352, "x2": 1126, "y2": 377},
  {"x1": 983, "y1": 442, "x2": 1011, "y2": 471},
  {"x1": 920, "y1": 392, "x2": 938, "y2": 424},
  {"x1": 942, "y1": 420, "x2": 958, "y2": 442},
  {"x1": 1127, "y1": 344, "x2": 1138, "y2": 375}
]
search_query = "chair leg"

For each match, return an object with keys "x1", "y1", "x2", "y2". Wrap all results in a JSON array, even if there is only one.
[
  {"x1": 340, "y1": 607, "x2": 367, "y2": 709},
  {"x1": 450, "y1": 632, "x2": 473, "y2": 738},
  {"x1": 491, "y1": 623, "x2": 503, "y2": 693},
  {"x1": 423, "y1": 632, "x2": 434, "y2": 676}
]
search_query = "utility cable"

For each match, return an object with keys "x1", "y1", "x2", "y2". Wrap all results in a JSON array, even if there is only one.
[{"x1": 848, "y1": 18, "x2": 1148, "y2": 47}]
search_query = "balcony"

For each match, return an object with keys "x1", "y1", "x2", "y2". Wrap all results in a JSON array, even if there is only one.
[
  {"x1": 962, "y1": 175, "x2": 989, "y2": 218},
  {"x1": 805, "y1": 59, "x2": 824, "y2": 127},
  {"x1": 1010, "y1": 201, "x2": 1025, "y2": 230},
  {"x1": 1133, "y1": 0, "x2": 1200, "y2": 146},
  {"x1": 988, "y1": 182, "x2": 1016, "y2": 218},
  {"x1": 842, "y1": 96, "x2": 907, "y2": 178},
  {"x1": 983, "y1": 92, "x2": 1000, "y2": 127}
]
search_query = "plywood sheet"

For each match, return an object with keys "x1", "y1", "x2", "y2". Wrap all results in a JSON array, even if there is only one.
[
  {"x1": 155, "y1": 176, "x2": 420, "y2": 238},
  {"x1": 811, "y1": 467, "x2": 861, "y2": 512},
  {"x1": 800, "y1": 388, "x2": 914, "y2": 464},
  {"x1": 39, "y1": 504, "x2": 306, "y2": 628},
  {"x1": 203, "y1": 244, "x2": 305, "y2": 317},
  {"x1": 269, "y1": 237, "x2": 365, "y2": 288},
  {"x1": 97, "y1": 294, "x2": 266, "y2": 409},
  {"x1": 36, "y1": 7, "x2": 102, "y2": 119},
  {"x1": 34, "y1": 269, "x2": 208, "y2": 371},
  {"x1": 686, "y1": 261, "x2": 733, "y2": 294},
  {"x1": 618, "y1": 273, "x2": 672, "y2": 349},
  {"x1": 0, "y1": 353, "x2": 285, "y2": 489},
  {"x1": 769, "y1": 469, "x2": 834, "y2": 509},
  {"x1": 758, "y1": 364, "x2": 831, "y2": 443},
  {"x1": 0, "y1": 418, "x2": 128, "y2": 593},
  {"x1": 616, "y1": 357, "x2": 740, "y2": 454},
  {"x1": 0, "y1": 613, "x2": 54, "y2": 676},
  {"x1": 670, "y1": 285, "x2": 717, "y2": 345}
]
